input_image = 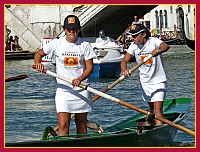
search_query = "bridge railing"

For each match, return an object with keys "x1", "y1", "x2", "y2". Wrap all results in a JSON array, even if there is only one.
[
  {"x1": 58, "y1": 5, "x2": 107, "y2": 38},
  {"x1": 78, "y1": 5, "x2": 107, "y2": 26}
]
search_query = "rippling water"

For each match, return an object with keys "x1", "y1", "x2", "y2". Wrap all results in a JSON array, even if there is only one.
[{"x1": 5, "y1": 45, "x2": 195, "y2": 146}]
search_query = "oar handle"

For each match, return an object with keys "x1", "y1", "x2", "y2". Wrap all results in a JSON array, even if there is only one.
[
  {"x1": 129, "y1": 54, "x2": 152, "y2": 73},
  {"x1": 92, "y1": 88, "x2": 110, "y2": 101},
  {"x1": 32, "y1": 65, "x2": 87, "y2": 89},
  {"x1": 32, "y1": 65, "x2": 47, "y2": 73}
]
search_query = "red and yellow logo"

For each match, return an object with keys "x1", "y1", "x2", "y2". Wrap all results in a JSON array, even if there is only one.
[
  {"x1": 64, "y1": 57, "x2": 78, "y2": 66},
  {"x1": 140, "y1": 55, "x2": 153, "y2": 65},
  {"x1": 68, "y1": 17, "x2": 75, "y2": 24}
]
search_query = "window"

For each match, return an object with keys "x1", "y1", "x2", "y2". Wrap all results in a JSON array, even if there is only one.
[
  {"x1": 160, "y1": 10, "x2": 163, "y2": 28},
  {"x1": 188, "y1": 5, "x2": 191, "y2": 13},
  {"x1": 170, "y1": 6, "x2": 173, "y2": 14},
  {"x1": 155, "y1": 10, "x2": 159, "y2": 28},
  {"x1": 164, "y1": 10, "x2": 168, "y2": 28}
]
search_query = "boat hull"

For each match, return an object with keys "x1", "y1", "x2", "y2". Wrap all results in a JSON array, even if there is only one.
[
  {"x1": 5, "y1": 114, "x2": 182, "y2": 147},
  {"x1": 89, "y1": 62, "x2": 122, "y2": 79},
  {"x1": 5, "y1": 51, "x2": 35, "y2": 60},
  {"x1": 185, "y1": 36, "x2": 195, "y2": 50},
  {"x1": 5, "y1": 98, "x2": 192, "y2": 147}
]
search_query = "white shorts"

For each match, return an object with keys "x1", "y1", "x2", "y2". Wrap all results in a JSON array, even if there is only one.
[
  {"x1": 55, "y1": 89, "x2": 93, "y2": 113},
  {"x1": 140, "y1": 82, "x2": 167, "y2": 102}
]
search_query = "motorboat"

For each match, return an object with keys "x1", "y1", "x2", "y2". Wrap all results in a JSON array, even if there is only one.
[{"x1": 85, "y1": 37, "x2": 125, "y2": 78}]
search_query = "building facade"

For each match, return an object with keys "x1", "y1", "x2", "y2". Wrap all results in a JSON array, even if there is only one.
[{"x1": 143, "y1": 5, "x2": 195, "y2": 40}]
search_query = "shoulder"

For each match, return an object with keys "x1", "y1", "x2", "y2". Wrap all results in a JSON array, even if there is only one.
[
  {"x1": 148, "y1": 37, "x2": 163, "y2": 45},
  {"x1": 77, "y1": 38, "x2": 93, "y2": 51},
  {"x1": 44, "y1": 37, "x2": 63, "y2": 51},
  {"x1": 129, "y1": 42, "x2": 137, "y2": 49},
  {"x1": 127, "y1": 42, "x2": 137, "y2": 54},
  {"x1": 49, "y1": 37, "x2": 63, "y2": 44},
  {"x1": 149, "y1": 37, "x2": 163, "y2": 42},
  {"x1": 96, "y1": 37, "x2": 101, "y2": 40}
]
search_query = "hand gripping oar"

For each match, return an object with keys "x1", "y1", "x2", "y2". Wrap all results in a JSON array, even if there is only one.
[
  {"x1": 32, "y1": 65, "x2": 195, "y2": 136},
  {"x1": 92, "y1": 54, "x2": 153, "y2": 102}
]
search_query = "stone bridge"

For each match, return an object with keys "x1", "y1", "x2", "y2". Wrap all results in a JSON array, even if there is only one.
[{"x1": 5, "y1": 5, "x2": 157, "y2": 51}]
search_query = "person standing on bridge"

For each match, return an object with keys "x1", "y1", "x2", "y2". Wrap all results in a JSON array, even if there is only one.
[
  {"x1": 34, "y1": 15, "x2": 96, "y2": 136},
  {"x1": 131, "y1": 15, "x2": 142, "y2": 25},
  {"x1": 121, "y1": 24, "x2": 169, "y2": 126}
]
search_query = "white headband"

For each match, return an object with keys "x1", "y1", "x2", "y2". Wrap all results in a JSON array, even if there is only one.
[{"x1": 126, "y1": 29, "x2": 147, "y2": 36}]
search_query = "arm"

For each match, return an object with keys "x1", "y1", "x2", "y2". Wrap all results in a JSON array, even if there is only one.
[
  {"x1": 72, "y1": 59, "x2": 94, "y2": 87},
  {"x1": 151, "y1": 42, "x2": 170, "y2": 57},
  {"x1": 121, "y1": 52, "x2": 133, "y2": 77},
  {"x1": 34, "y1": 49, "x2": 46, "y2": 73}
]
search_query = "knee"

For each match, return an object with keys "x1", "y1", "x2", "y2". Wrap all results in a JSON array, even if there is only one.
[
  {"x1": 75, "y1": 113, "x2": 87, "y2": 125},
  {"x1": 75, "y1": 118, "x2": 86, "y2": 127},
  {"x1": 59, "y1": 122, "x2": 69, "y2": 130}
]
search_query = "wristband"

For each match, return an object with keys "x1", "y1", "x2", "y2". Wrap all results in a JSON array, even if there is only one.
[{"x1": 156, "y1": 48, "x2": 161, "y2": 54}]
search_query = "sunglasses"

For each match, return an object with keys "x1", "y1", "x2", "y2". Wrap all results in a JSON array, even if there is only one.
[
  {"x1": 131, "y1": 34, "x2": 139, "y2": 38},
  {"x1": 66, "y1": 27, "x2": 79, "y2": 31}
]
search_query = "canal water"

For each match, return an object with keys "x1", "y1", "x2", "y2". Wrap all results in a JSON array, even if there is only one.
[{"x1": 5, "y1": 45, "x2": 195, "y2": 147}]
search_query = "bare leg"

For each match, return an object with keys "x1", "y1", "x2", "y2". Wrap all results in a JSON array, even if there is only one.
[
  {"x1": 10, "y1": 42, "x2": 15, "y2": 51},
  {"x1": 148, "y1": 101, "x2": 163, "y2": 126},
  {"x1": 57, "y1": 112, "x2": 71, "y2": 136},
  {"x1": 75, "y1": 113, "x2": 88, "y2": 136}
]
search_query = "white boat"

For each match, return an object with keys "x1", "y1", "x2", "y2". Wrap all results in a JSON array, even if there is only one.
[
  {"x1": 40, "y1": 38, "x2": 56, "y2": 64},
  {"x1": 85, "y1": 37, "x2": 125, "y2": 78},
  {"x1": 5, "y1": 74, "x2": 28, "y2": 89}
]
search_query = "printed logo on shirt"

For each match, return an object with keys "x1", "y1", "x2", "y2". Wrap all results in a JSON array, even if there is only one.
[
  {"x1": 140, "y1": 55, "x2": 153, "y2": 65},
  {"x1": 64, "y1": 56, "x2": 78, "y2": 67}
]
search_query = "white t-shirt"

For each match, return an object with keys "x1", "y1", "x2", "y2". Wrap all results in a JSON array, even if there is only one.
[
  {"x1": 43, "y1": 37, "x2": 96, "y2": 99},
  {"x1": 43, "y1": 37, "x2": 96, "y2": 113},
  {"x1": 127, "y1": 37, "x2": 167, "y2": 84}
]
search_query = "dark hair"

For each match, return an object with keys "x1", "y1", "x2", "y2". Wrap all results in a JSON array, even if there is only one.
[
  {"x1": 143, "y1": 30, "x2": 151, "y2": 39},
  {"x1": 78, "y1": 31, "x2": 82, "y2": 37}
]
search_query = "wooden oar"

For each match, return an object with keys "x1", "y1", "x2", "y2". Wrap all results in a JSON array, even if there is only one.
[
  {"x1": 72, "y1": 55, "x2": 151, "y2": 119},
  {"x1": 5, "y1": 74, "x2": 28, "y2": 82},
  {"x1": 92, "y1": 54, "x2": 152, "y2": 102},
  {"x1": 47, "y1": 125, "x2": 59, "y2": 138},
  {"x1": 5, "y1": 74, "x2": 29, "y2": 89},
  {"x1": 32, "y1": 65, "x2": 195, "y2": 136}
]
